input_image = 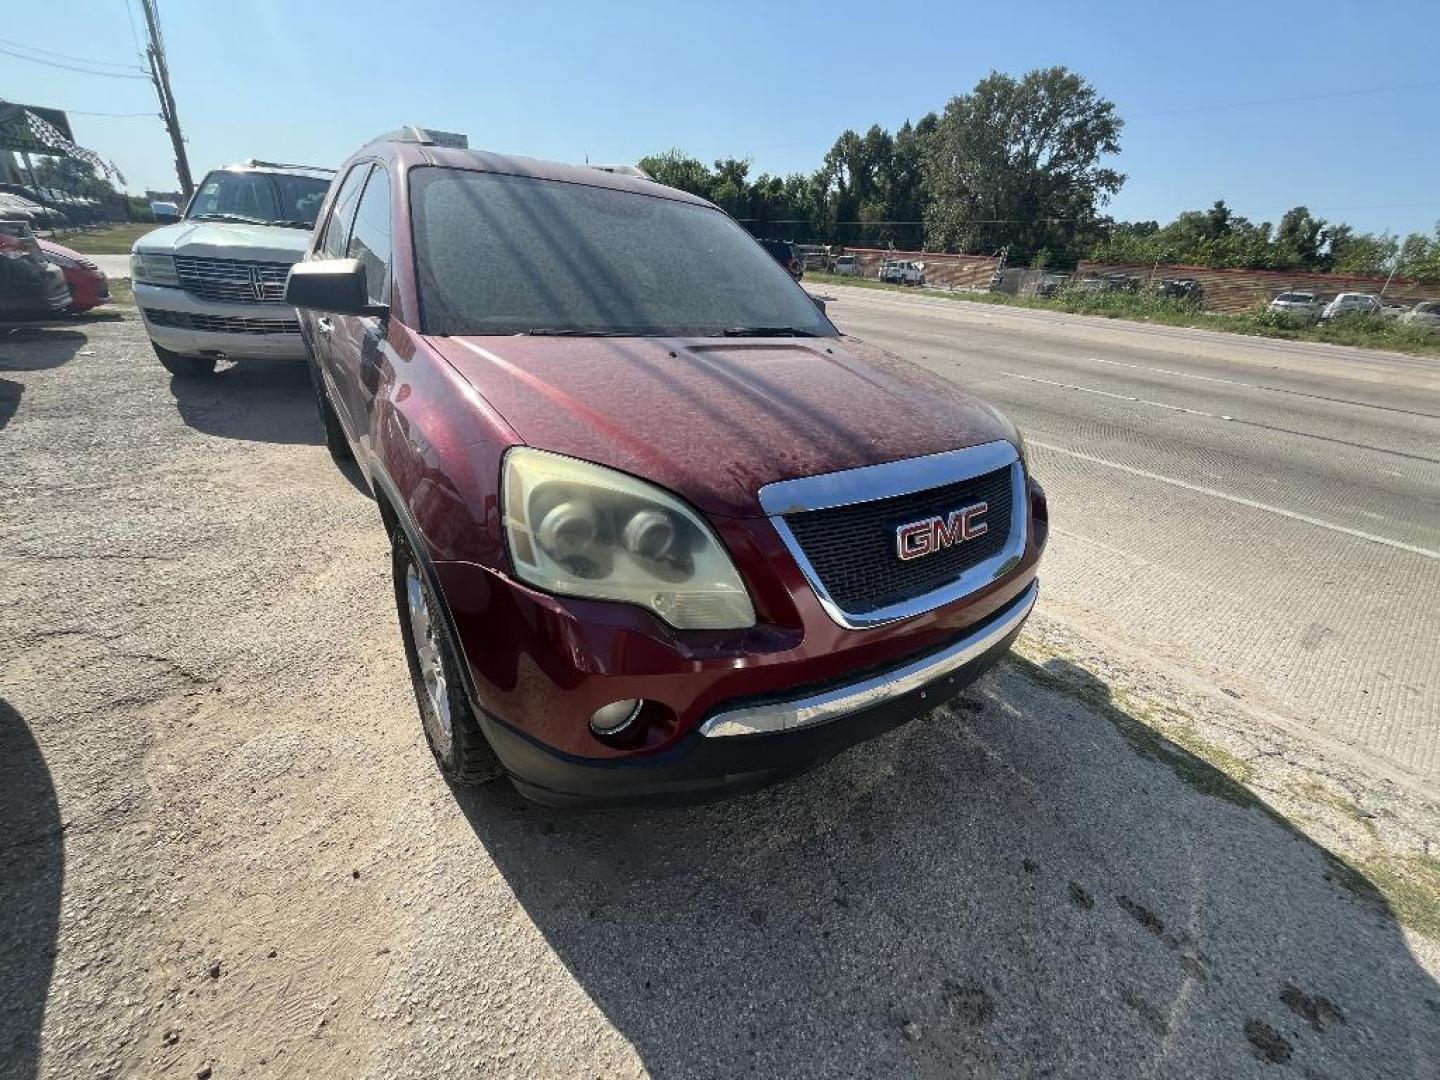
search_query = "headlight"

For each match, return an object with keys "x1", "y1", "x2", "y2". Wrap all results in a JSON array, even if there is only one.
[
  {"x1": 130, "y1": 251, "x2": 178, "y2": 286},
  {"x1": 502, "y1": 447, "x2": 755, "y2": 630}
]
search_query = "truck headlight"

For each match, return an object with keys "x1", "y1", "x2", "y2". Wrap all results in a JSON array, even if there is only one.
[
  {"x1": 130, "y1": 251, "x2": 178, "y2": 286},
  {"x1": 502, "y1": 447, "x2": 755, "y2": 630}
]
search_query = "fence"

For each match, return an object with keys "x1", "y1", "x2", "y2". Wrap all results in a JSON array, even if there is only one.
[{"x1": 819, "y1": 248, "x2": 1439, "y2": 312}]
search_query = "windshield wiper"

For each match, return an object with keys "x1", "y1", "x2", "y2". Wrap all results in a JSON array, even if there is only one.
[
  {"x1": 268, "y1": 219, "x2": 316, "y2": 230},
  {"x1": 188, "y1": 213, "x2": 269, "y2": 226},
  {"x1": 721, "y1": 326, "x2": 818, "y2": 337},
  {"x1": 519, "y1": 328, "x2": 638, "y2": 337}
]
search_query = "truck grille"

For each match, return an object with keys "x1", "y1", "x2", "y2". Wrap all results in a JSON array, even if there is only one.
[
  {"x1": 782, "y1": 465, "x2": 1015, "y2": 616},
  {"x1": 173, "y1": 255, "x2": 293, "y2": 304},
  {"x1": 144, "y1": 308, "x2": 300, "y2": 335}
]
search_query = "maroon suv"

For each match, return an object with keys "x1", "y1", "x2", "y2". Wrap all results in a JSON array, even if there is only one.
[{"x1": 285, "y1": 127, "x2": 1047, "y2": 805}]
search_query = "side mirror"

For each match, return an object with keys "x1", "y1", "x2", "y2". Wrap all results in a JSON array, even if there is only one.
[
  {"x1": 812, "y1": 294, "x2": 827, "y2": 314},
  {"x1": 285, "y1": 258, "x2": 387, "y2": 317}
]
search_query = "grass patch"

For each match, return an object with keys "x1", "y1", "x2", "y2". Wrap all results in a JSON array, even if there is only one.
[
  {"x1": 1289, "y1": 779, "x2": 1378, "y2": 837},
  {"x1": 1363, "y1": 853, "x2": 1440, "y2": 940},
  {"x1": 50, "y1": 223, "x2": 160, "y2": 255},
  {"x1": 808, "y1": 272, "x2": 1440, "y2": 358}
]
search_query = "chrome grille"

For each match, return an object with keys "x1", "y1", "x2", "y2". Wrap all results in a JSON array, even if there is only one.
[
  {"x1": 144, "y1": 308, "x2": 300, "y2": 335},
  {"x1": 172, "y1": 255, "x2": 293, "y2": 304},
  {"x1": 759, "y1": 442, "x2": 1028, "y2": 629}
]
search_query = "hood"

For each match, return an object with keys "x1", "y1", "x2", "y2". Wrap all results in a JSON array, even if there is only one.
[
  {"x1": 133, "y1": 220, "x2": 311, "y2": 262},
  {"x1": 427, "y1": 334, "x2": 1018, "y2": 519}
]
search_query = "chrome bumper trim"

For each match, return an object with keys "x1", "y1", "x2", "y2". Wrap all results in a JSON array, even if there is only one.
[{"x1": 700, "y1": 580, "x2": 1037, "y2": 738}]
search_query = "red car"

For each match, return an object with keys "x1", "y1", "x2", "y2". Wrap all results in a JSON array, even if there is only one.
[
  {"x1": 286, "y1": 127, "x2": 1047, "y2": 805},
  {"x1": 37, "y1": 237, "x2": 110, "y2": 313}
]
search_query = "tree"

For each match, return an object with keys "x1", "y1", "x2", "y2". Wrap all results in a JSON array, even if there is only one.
[
  {"x1": 922, "y1": 67, "x2": 1124, "y2": 260},
  {"x1": 1276, "y1": 206, "x2": 1328, "y2": 269},
  {"x1": 1326, "y1": 225, "x2": 1398, "y2": 276},
  {"x1": 636, "y1": 149, "x2": 714, "y2": 199},
  {"x1": 1398, "y1": 223, "x2": 1440, "y2": 283}
]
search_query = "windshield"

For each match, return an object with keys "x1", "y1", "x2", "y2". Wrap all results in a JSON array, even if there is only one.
[
  {"x1": 186, "y1": 170, "x2": 331, "y2": 227},
  {"x1": 410, "y1": 168, "x2": 835, "y2": 337},
  {"x1": 1275, "y1": 293, "x2": 1312, "y2": 302},
  {"x1": 1416, "y1": 302, "x2": 1440, "y2": 314}
]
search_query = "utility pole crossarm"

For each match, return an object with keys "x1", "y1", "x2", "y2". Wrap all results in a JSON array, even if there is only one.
[{"x1": 140, "y1": 0, "x2": 194, "y2": 199}]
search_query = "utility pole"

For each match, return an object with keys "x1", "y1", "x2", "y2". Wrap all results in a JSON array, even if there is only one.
[{"x1": 139, "y1": 0, "x2": 194, "y2": 199}]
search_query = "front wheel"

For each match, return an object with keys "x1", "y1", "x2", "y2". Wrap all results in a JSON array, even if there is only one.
[
  {"x1": 152, "y1": 342, "x2": 215, "y2": 378},
  {"x1": 392, "y1": 535, "x2": 503, "y2": 786}
]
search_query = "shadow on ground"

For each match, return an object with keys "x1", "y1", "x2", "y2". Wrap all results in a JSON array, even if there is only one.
[
  {"x1": 455, "y1": 654, "x2": 1439, "y2": 1077},
  {"x1": 0, "y1": 700, "x2": 64, "y2": 1080},
  {"x1": 0, "y1": 327, "x2": 90, "y2": 431},
  {"x1": 168, "y1": 361, "x2": 369, "y2": 493}
]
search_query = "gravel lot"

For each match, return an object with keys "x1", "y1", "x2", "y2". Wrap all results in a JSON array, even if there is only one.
[{"x1": 2, "y1": 304, "x2": 1438, "y2": 1078}]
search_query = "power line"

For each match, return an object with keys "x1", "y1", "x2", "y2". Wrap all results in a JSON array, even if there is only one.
[
  {"x1": 123, "y1": 0, "x2": 146, "y2": 61},
  {"x1": 0, "y1": 34, "x2": 148, "y2": 72},
  {"x1": 1130, "y1": 80, "x2": 1440, "y2": 119},
  {"x1": 62, "y1": 108, "x2": 158, "y2": 118},
  {"x1": 0, "y1": 44, "x2": 150, "y2": 78}
]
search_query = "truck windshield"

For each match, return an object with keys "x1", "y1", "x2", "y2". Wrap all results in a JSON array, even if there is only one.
[
  {"x1": 409, "y1": 167, "x2": 836, "y2": 338},
  {"x1": 186, "y1": 170, "x2": 331, "y2": 228}
]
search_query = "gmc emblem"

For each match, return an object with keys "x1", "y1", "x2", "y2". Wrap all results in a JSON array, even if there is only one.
[{"x1": 895, "y1": 502, "x2": 988, "y2": 561}]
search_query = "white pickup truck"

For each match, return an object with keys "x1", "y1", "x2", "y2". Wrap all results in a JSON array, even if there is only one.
[
  {"x1": 879, "y1": 259, "x2": 925, "y2": 286},
  {"x1": 130, "y1": 160, "x2": 334, "y2": 377}
]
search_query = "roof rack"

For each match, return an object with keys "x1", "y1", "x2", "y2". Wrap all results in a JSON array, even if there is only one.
[
  {"x1": 370, "y1": 125, "x2": 469, "y2": 150},
  {"x1": 242, "y1": 158, "x2": 336, "y2": 173}
]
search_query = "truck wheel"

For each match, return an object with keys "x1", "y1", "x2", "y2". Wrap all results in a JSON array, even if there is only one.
[
  {"x1": 152, "y1": 343, "x2": 216, "y2": 378},
  {"x1": 392, "y1": 535, "x2": 503, "y2": 786},
  {"x1": 308, "y1": 362, "x2": 353, "y2": 463}
]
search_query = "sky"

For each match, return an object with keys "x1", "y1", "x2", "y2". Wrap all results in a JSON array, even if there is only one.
[{"x1": 5, "y1": 0, "x2": 1440, "y2": 238}]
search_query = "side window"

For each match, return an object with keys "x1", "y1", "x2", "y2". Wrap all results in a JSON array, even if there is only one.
[
  {"x1": 318, "y1": 164, "x2": 371, "y2": 259},
  {"x1": 346, "y1": 168, "x2": 392, "y2": 306}
]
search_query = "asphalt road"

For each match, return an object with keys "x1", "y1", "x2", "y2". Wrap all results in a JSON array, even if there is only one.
[
  {"x1": 2, "y1": 307, "x2": 1437, "y2": 1079},
  {"x1": 819, "y1": 284, "x2": 1440, "y2": 789}
]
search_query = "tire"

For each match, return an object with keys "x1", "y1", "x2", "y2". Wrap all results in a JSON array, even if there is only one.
[
  {"x1": 391, "y1": 534, "x2": 503, "y2": 786},
  {"x1": 308, "y1": 360, "x2": 353, "y2": 462},
  {"x1": 152, "y1": 342, "x2": 216, "y2": 378}
]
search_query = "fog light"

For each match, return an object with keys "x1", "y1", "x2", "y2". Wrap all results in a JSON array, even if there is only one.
[{"x1": 590, "y1": 698, "x2": 642, "y2": 735}]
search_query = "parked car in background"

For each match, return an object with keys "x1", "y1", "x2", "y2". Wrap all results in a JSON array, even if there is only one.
[
  {"x1": 37, "y1": 237, "x2": 110, "y2": 313},
  {"x1": 1321, "y1": 292, "x2": 1381, "y2": 321},
  {"x1": 0, "y1": 219, "x2": 72, "y2": 318},
  {"x1": 286, "y1": 128, "x2": 1046, "y2": 804},
  {"x1": 760, "y1": 239, "x2": 804, "y2": 280},
  {"x1": 832, "y1": 254, "x2": 863, "y2": 276},
  {"x1": 1034, "y1": 272, "x2": 1069, "y2": 298},
  {"x1": 1072, "y1": 273, "x2": 1138, "y2": 295},
  {"x1": 130, "y1": 158, "x2": 335, "y2": 376},
  {"x1": 1157, "y1": 277, "x2": 1203, "y2": 304},
  {"x1": 879, "y1": 259, "x2": 925, "y2": 285},
  {"x1": 1268, "y1": 291, "x2": 1321, "y2": 324},
  {"x1": 1379, "y1": 301, "x2": 1408, "y2": 320},
  {"x1": 1401, "y1": 300, "x2": 1440, "y2": 332},
  {"x1": 0, "y1": 191, "x2": 67, "y2": 228}
]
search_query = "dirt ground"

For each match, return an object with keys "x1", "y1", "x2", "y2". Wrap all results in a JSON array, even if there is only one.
[{"x1": 2, "y1": 308, "x2": 1438, "y2": 1078}]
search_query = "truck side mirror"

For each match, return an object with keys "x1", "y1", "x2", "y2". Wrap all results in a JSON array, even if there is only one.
[{"x1": 285, "y1": 258, "x2": 388, "y2": 317}]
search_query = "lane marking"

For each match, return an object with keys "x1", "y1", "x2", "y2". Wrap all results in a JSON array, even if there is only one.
[
  {"x1": 1029, "y1": 440, "x2": 1440, "y2": 560},
  {"x1": 1080, "y1": 355, "x2": 1440, "y2": 421},
  {"x1": 1004, "y1": 371, "x2": 1440, "y2": 466}
]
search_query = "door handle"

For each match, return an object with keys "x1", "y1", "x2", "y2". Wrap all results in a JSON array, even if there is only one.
[{"x1": 316, "y1": 317, "x2": 333, "y2": 336}]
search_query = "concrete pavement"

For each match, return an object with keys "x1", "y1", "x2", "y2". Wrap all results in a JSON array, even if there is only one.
[{"x1": 818, "y1": 283, "x2": 1440, "y2": 788}]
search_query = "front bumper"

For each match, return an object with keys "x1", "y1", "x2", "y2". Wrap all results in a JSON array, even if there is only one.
[
  {"x1": 134, "y1": 283, "x2": 307, "y2": 361},
  {"x1": 477, "y1": 580, "x2": 1037, "y2": 805}
]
